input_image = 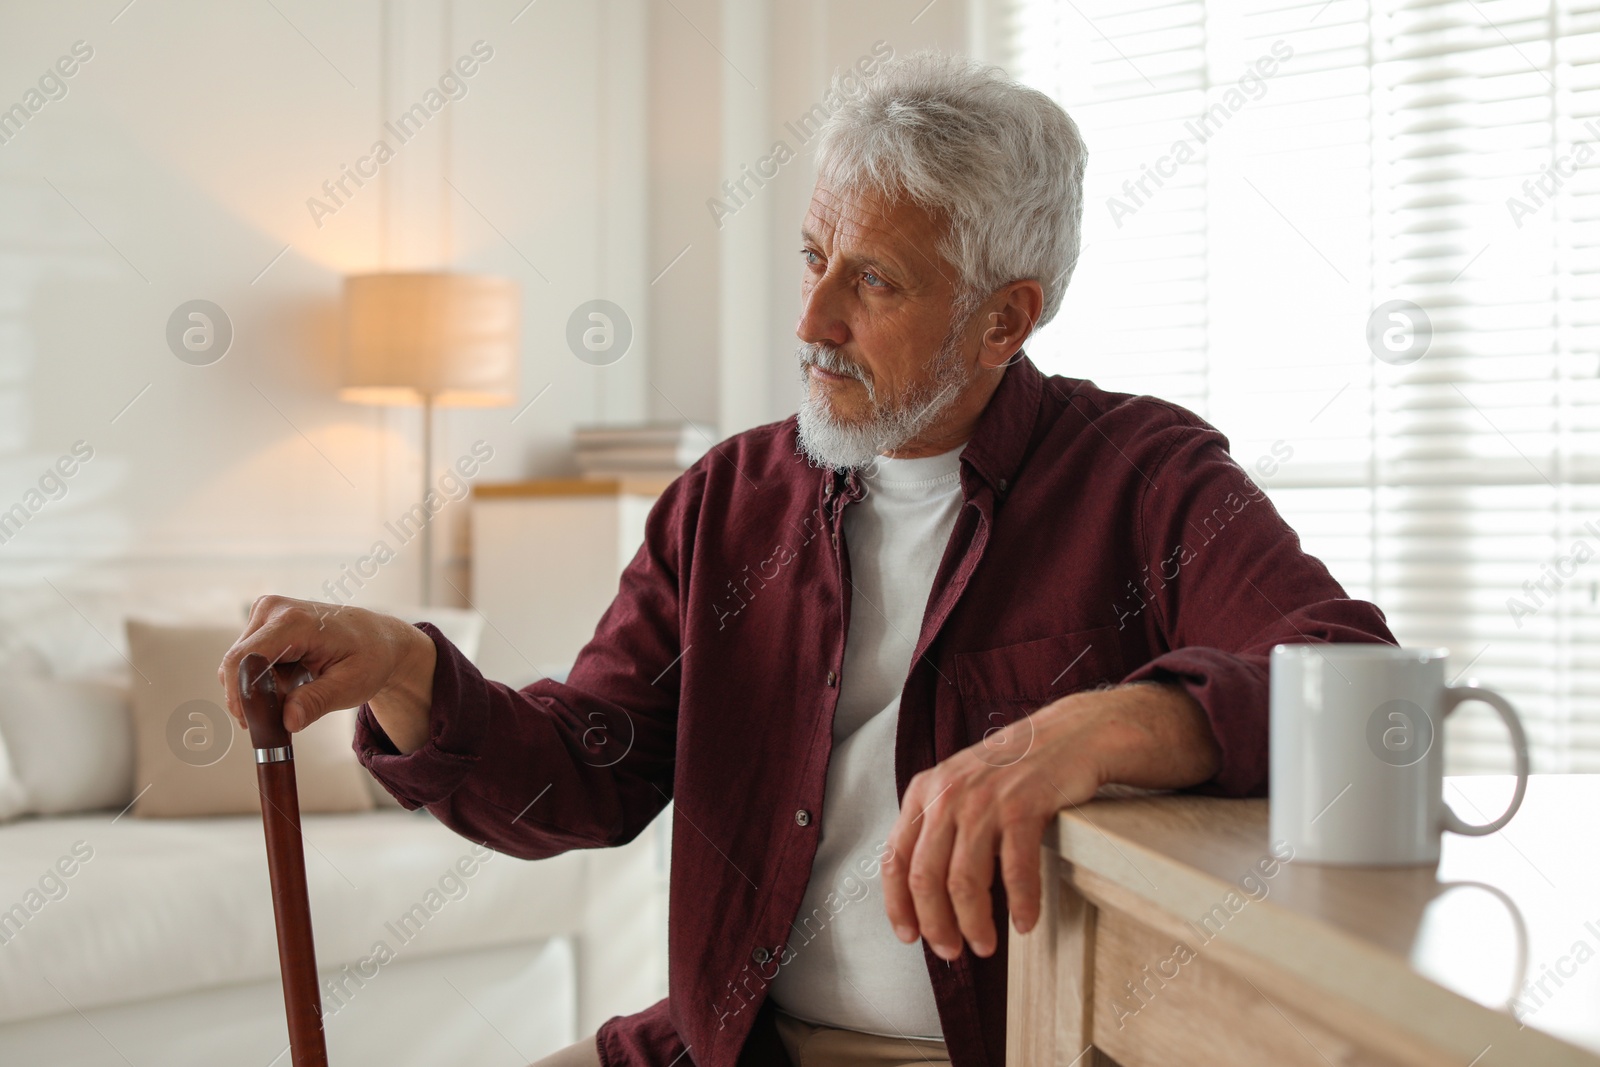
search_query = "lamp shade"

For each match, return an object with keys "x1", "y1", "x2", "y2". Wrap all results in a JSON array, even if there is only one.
[{"x1": 340, "y1": 272, "x2": 520, "y2": 407}]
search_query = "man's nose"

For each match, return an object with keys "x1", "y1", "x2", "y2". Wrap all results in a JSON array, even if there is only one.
[{"x1": 797, "y1": 278, "x2": 849, "y2": 349}]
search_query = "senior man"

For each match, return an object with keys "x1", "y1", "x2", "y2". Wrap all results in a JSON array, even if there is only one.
[{"x1": 223, "y1": 52, "x2": 1393, "y2": 1067}]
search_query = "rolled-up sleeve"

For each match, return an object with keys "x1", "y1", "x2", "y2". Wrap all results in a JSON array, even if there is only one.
[{"x1": 1118, "y1": 409, "x2": 1396, "y2": 797}]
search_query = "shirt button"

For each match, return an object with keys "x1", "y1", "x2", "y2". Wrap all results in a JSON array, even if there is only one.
[
  {"x1": 831, "y1": 532, "x2": 839, "y2": 548},
  {"x1": 752, "y1": 946, "x2": 771, "y2": 964},
  {"x1": 826, "y1": 670, "x2": 837, "y2": 687},
  {"x1": 795, "y1": 809, "x2": 812, "y2": 827}
]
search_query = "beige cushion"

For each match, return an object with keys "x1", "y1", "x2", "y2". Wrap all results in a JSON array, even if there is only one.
[{"x1": 126, "y1": 620, "x2": 373, "y2": 818}]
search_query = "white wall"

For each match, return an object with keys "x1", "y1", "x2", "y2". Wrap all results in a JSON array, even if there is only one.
[
  {"x1": 0, "y1": 0, "x2": 648, "y2": 668},
  {"x1": 0, "y1": 0, "x2": 977, "y2": 675}
]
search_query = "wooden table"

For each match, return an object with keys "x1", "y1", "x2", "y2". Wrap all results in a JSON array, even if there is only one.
[{"x1": 1007, "y1": 775, "x2": 1600, "y2": 1066}]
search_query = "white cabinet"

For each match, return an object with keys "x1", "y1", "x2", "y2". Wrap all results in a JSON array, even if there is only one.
[
  {"x1": 469, "y1": 477, "x2": 674, "y2": 1032},
  {"x1": 469, "y1": 478, "x2": 668, "y2": 689}
]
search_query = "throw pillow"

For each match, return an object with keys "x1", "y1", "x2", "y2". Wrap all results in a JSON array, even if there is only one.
[
  {"x1": 125, "y1": 620, "x2": 373, "y2": 818},
  {"x1": 0, "y1": 676, "x2": 133, "y2": 815}
]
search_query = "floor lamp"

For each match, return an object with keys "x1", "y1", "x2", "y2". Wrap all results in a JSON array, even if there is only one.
[{"x1": 340, "y1": 272, "x2": 520, "y2": 606}]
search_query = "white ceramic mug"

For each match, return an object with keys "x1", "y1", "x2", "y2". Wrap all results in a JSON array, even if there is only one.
[{"x1": 1269, "y1": 644, "x2": 1530, "y2": 865}]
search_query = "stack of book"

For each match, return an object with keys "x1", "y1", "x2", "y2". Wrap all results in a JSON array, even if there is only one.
[{"x1": 573, "y1": 421, "x2": 716, "y2": 480}]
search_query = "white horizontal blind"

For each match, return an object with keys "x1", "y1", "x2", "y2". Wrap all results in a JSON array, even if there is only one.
[{"x1": 1006, "y1": 0, "x2": 1600, "y2": 773}]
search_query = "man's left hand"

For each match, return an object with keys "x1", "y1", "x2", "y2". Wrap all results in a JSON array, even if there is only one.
[{"x1": 880, "y1": 682, "x2": 1222, "y2": 960}]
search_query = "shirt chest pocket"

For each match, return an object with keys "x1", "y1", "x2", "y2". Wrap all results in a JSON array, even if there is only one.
[{"x1": 953, "y1": 625, "x2": 1127, "y2": 738}]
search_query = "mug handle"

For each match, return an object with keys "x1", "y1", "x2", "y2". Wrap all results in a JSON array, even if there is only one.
[{"x1": 1438, "y1": 684, "x2": 1530, "y2": 836}]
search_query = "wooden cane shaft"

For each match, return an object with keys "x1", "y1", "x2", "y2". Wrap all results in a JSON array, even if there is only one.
[{"x1": 257, "y1": 759, "x2": 330, "y2": 1067}]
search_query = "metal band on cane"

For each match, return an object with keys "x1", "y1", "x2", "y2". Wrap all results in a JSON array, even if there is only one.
[{"x1": 255, "y1": 746, "x2": 293, "y2": 764}]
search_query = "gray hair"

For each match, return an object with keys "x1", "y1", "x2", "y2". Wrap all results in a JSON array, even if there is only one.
[{"x1": 814, "y1": 51, "x2": 1087, "y2": 328}]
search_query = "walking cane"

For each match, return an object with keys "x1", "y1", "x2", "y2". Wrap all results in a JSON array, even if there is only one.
[{"x1": 239, "y1": 653, "x2": 331, "y2": 1067}]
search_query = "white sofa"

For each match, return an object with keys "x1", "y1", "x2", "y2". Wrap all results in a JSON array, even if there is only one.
[
  {"x1": 0, "y1": 604, "x2": 669, "y2": 1066},
  {"x1": 0, "y1": 808, "x2": 670, "y2": 1066}
]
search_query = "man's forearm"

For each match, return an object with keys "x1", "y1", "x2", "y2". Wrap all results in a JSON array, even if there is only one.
[
  {"x1": 366, "y1": 623, "x2": 438, "y2": 755},
  {"x1": 1054, "y1": 680, "x2": 1222, "y2": 792}
]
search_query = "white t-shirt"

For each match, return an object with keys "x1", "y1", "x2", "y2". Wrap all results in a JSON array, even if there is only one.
[{"x1": 766, "y1": 445, "x2": 965, "y2": 1039}]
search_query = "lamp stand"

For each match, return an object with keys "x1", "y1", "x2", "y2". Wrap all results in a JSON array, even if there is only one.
[{"x1": 420, "y1": 393, "x2": 435, "y2": 607}]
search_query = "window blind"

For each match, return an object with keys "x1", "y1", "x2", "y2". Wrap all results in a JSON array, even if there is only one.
[{"x1": 1004, "y1": 0, "x2": 1600, "y2": 773}]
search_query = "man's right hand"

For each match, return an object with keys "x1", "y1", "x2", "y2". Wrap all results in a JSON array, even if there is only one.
[{"x1": 218, "y1": 596, "x2": 439, "y2": 755}]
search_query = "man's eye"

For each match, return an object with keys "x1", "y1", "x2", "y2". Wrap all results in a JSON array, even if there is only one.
[
  {"x1": 800, "y1": 249, "x2": 821, "y2": 267},
  {"x1": 863, "y1": 271, "x2": 886, "y2": 288}
]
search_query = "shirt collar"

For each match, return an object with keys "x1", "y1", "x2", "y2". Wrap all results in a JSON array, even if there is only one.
[{"x1": 955, "y1": 352, "x2": 1046, "y2": 499}]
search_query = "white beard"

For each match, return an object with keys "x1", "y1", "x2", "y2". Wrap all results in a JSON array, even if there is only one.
[{"x1": 794, "y1": 320, "x2": 973, "y2": 471}]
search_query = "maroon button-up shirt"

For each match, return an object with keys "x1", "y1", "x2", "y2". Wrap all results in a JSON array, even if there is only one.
[{"x1": 355, "y1": 355, "x2": 1394, "y2": 1067}]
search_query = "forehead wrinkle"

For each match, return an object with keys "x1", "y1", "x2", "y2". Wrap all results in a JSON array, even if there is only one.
[
  {"x1": 878, "y1": 213, "x2": 956, "y2": 292},
  {"x1": 804, "y1": 190, "x2": 927, "y2": 284}
]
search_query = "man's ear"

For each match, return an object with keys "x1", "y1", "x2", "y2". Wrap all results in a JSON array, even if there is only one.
[{"x1": 976, "y1": 279, "x2": 1044, "y2": 370}]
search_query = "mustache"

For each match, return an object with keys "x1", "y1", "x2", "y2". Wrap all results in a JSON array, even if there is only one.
[{"x1": 797, "y1": 342, "x2": 869, "y2": 385}]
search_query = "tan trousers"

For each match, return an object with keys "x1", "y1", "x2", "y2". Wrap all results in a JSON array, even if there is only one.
[
  {"x1": 526, "y1": 1009, "x2": 951, "y2": 1066},
  {"x1": 527, "y1": 1033, "x2": 602, "y2": 1066},
  {"x1": 773, "y1": 1009, "x2": 950, "y2": 1067}
]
